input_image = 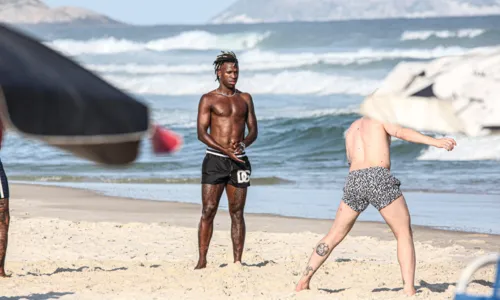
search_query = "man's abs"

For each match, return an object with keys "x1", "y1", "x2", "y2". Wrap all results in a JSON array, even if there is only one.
[{"x1": 209, "y1": 118, "x2": 246, "y2": 148}]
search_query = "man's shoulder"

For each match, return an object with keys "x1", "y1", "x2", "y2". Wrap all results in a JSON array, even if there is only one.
[
  {"x1": 200, "y1": 90, "x2": 217, "y2": 101},
  {"x1": 359, "y1": 116, "x2": 385, "y2": 127},
  {"x1": 237, "y1": 90, "x2": 252, "y2": 100}
]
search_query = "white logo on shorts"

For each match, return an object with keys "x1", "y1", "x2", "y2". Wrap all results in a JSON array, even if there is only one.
[{"x1": 237, "y1": 170, "x2": 251, "y2": 183}]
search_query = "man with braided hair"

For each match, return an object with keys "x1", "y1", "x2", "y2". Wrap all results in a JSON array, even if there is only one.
[{"x1": 195, "y1": 51, "x2": 258, "y2": 269}]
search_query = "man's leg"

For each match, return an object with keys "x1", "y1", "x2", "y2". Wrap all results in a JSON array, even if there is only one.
[
  {"x1": 225, "y1": 184, "x2": 247, "y2": 264},
  {"x1": 195, "y1": 183, "x2": 225, "y2": 269},
  {"x1": 296, "y1": 201, "x2": 360, "y2": 291},
  {"x1": 379, "y1": 195, "x2": 416, "y2": 296},
  {"x1": 0, "y1": 197, "x2": 9, "y2": 277}
]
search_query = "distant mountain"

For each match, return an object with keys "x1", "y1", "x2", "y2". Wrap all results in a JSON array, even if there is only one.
[
  {"x1": 0, "y1": 0, "x2": 120, "y2": 24},
  {"x1": 210, "y1": 0, "x2": 500, "y2": 24}
]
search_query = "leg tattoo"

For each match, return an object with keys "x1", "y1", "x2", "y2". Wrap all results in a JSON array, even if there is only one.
[
  {"x1": 303, "y1": 266, "x2": 314, "y2": 276},
  {"x1": 296, "y1": 242, "x2": 331, "y2": 292},
  {"x1": 315, "y1": 243, "x2": 329, "y2": 256},
  {"x1": 296, "y1": 202, "x2": 360, "y2": 292}
]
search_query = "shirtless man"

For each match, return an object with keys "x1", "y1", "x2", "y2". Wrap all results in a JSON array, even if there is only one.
[
  {"x1": 0, "y1": 123, "x2": 10, "y2": 277},
  {"x1": 295, "y1": 116, "x2": 456, "y2": 295},
  {"x1": 195, "y1": 51, "x2": 258, "y2": 269}
]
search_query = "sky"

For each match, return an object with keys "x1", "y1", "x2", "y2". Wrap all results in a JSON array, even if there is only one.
[{"x1": 44, "y1": 0, "x2": 238, "y2": 25}]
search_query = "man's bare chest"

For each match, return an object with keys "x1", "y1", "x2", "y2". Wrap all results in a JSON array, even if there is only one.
[{"x1": 211, "y1": 98, "x2": 248, "y2": 118}]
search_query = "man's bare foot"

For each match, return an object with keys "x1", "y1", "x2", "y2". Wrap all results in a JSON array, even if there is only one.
[
  {"x1": 295, "y1": 279, "x2": 310, "y2": 292},
  {"x1": 0, "y1": 270, "x2": 10, "y2": 278},
  {"x1": 403, "y1": 286, "x2": 416, "y2": 296},
  {"x1": 194, "y1": 261, "x2": 207, "y2": 270}
]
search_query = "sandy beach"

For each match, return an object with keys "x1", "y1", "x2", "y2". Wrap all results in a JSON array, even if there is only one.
[{"x1": 1, "y1": 183, "x2": 499, "y2": 299}]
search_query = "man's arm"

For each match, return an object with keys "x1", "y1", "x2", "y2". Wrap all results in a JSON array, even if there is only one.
[
  {"x1": 383, "y1": 122, "x2": 457, "y2": 151},
  {"x1": 197, "y1": 95, "x2": 226, "y2": 153},
  {"x1": 242, "y1": 93, "x2": 258, "y2": 148}
]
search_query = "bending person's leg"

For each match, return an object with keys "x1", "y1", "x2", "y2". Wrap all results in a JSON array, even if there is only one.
[
  {"x1": 379, "y1": 195, "x2": 416, "y2": 296},
  {"x1": 295, "y1": 201, "x2": 360, "y2": 291}
]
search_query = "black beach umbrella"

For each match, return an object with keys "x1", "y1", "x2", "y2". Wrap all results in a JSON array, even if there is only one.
[{"x1": 0, "y1": 23, "x2": 182, "y2": 165}]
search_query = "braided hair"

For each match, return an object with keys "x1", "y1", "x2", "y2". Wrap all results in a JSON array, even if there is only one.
[{"x1": 213, "y1": 51, "x2": 238, "y2": 81}]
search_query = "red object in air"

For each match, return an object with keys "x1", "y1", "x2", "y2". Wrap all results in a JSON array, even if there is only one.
[{"x1": 151, "y1": 124, "x2": 183, "y2": 154}]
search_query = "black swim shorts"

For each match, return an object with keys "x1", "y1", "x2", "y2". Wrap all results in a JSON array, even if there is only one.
[{"x1": 201, "y1": 148, "x2": 252, "y2": 188}]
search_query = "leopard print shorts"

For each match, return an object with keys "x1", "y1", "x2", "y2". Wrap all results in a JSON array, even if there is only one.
[{"x1": 342, "y1": 167, "x2": 402, "y2": 212}]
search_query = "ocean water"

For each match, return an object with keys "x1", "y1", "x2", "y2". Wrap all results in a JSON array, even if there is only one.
[{"x1": 4, "y1": 16, "x2": 500, "y2": 233}]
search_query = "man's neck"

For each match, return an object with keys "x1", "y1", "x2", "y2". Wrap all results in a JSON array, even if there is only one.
[{"x1": 217, "y1": 85, "x2": 236, "y2": 95}]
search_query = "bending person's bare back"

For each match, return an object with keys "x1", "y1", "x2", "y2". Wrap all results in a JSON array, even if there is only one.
[
  {"x1": 345, "y1": 117, "x2": 392, "y2": 171},
  {"x1": 296, "y1": 117, "x2": 456, "y2": 296},
  {"x1": 345, "y1": 117, "x2": 455, "y2": 171}
]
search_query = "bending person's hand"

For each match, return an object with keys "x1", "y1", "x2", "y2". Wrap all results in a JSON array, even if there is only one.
[{"x1": 433, "y1": 137, "x2": 457, "y2": 151}]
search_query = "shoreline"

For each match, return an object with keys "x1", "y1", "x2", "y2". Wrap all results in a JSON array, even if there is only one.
[
  {"x1": 10, "y1": 183, "x2": 500, "y2": 250},
  {"x1": 10, "y1": 178, "x2": 500, "y2": 196},
  {"x1": 11, "y1": 181, "x2": 500, "y2": 237}
]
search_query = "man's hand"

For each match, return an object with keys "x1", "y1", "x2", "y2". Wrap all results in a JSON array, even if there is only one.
[
  {"x1": 433, "y1": 137, "x2": 457, "y2": 151},
  {"x1": 223, "y1": 147, "x2": 245, "y2": 163},
  {"x1": 229, "y1": 140, "x2": 244, "y2": 155}
]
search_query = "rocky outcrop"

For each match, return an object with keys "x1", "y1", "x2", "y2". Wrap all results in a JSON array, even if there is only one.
[
  {"x1": 0, "y1": 0, "x2": 119, "y2": 24},
  {"x1": 210, "y1": 0, "x2": 500, "y2": 24}
]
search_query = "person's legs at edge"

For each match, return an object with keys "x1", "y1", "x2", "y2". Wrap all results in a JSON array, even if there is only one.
[
  {"x1": 379, "y1": 195, "x2": 416, "y2": 296},
  {"x1": 295, "y1": 201, "x2": 360, "y2": 291},
  {"x1": 226, "y1": 184, "x2": 247, "y2": 264},
  {"x1": 195, "y1": 183, "x2": 225, "y2": 269},
  {"x1": 0, "y1": 197, "x2": 9, "y2": 277}
]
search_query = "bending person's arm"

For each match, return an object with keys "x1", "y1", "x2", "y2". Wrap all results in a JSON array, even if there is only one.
[{"x1": 383, "y1": 122, "x2": 457, "y2": 151}]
